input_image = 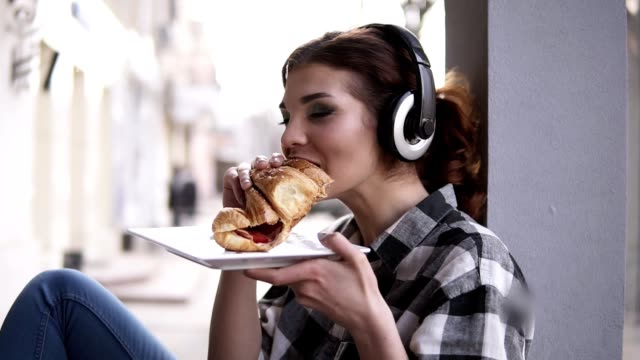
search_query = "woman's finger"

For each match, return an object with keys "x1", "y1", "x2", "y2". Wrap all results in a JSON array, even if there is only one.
[
  {"x1": 244, "y1": 259, "x2": 321, "y2": 286},
  {"x1": 230, "y1": 168, "x2": 246, "y2": 205},
  {"x1": 319, "y1": 233, "x2": 364, "y2": 263},
  {"x1": 252, "y1": 155, "x2": 269, "y2": 170},
  {"x1": 269, "y1": 152, "x2": 285, "y2": 167},
  {"x1": 237, "y1": 162, "x2": 252, "y2": 190},
  {"x1": 224, "y1": 167, "x2": 246, "y2": 207}
]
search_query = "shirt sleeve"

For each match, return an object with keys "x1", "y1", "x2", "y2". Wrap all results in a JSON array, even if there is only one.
[
  {"x1": 258, "y1": 285, "x2": 290, "y2": 357},
  {"x1": 409, "y1": 237, "x2": 534, "y2": 359}
]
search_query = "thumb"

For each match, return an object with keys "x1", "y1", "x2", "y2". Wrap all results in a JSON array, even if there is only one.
[{"x1": 319, "y1": 232, "x2": 360, "y2": 262}]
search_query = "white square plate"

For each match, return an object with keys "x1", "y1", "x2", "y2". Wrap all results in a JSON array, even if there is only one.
[{"x1": 127, "y1": 226, "x2": 370, "y2": 270}]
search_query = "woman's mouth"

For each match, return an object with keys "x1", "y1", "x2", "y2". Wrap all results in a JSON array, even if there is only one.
[{"x1": 288, "y1": 156, "x2": 322, "y2": 169}]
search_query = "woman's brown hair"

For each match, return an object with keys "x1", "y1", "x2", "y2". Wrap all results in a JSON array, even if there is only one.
[{"x1": 282, "y1": 27, "x2": 486, "y2": 221}]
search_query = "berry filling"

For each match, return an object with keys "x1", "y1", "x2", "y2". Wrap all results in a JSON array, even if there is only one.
[{"x1": 234, "y1": 222, "x2": 283, "y2": 244}]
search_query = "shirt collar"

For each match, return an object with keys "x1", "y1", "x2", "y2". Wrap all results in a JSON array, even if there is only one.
[{"x1": 368, "y1": 184, "x2": 458, "y2": 272}]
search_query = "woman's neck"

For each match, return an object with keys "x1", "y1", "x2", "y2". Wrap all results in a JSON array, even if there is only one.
[{"x1": 338, "y1": 169, "x2": 428, "y2": 246}]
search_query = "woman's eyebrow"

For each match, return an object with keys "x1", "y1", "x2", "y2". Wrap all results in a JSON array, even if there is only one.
[
  {"x1": 279, "y1": 92, "x2": 333, "y2": 109},
  {"x1": 300, "y1": 92, "x2": 332, "y2": 104}
]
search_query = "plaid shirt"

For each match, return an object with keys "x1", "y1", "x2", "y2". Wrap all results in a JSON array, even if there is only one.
[{"x1": 258, "y1": 184, "x2": 534, "y2": 359}]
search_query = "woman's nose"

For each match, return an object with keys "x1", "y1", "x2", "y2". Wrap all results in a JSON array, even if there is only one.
[{"x1": 280, "y1": 118, "x2": 308, "y2": 151}]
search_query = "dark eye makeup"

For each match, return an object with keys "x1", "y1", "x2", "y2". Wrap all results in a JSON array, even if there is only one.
[
  {"x1": 308, "y1": 103, "x2": 334, "y2": 119},
  {"x1": 279, "y1": 110, "x2": 290, "y2": 125},
  {"x1": 278, "y1": 102, "x2": 335, "y2": 126}
]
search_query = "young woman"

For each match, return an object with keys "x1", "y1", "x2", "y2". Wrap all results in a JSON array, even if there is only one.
[
  {"x1": 209, "y1": 25, "x2": 534, "y2": 359},
  {"x1": 0, "y1": 24, "x2": 534, "y2": 360}
]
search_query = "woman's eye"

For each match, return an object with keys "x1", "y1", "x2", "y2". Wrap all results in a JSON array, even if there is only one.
[
  {"x1": 308, "y1": 105, "x2": 334, "y2": 119},
  {"x1": 279, "y1": 112, "x2": 290, "y2": 125}
]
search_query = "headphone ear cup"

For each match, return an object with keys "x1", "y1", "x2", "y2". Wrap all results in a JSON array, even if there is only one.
[
  {"x1": 378, "y1": 92, "x2": 433, "y2": 162},
  {"x1": 394, "y1": 92, "x2": 418, "y2": 142}
]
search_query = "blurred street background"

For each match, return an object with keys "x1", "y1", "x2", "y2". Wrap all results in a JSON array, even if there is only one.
[{"x1": 0, "y1": 1, "x2": 638, "y2": 359}]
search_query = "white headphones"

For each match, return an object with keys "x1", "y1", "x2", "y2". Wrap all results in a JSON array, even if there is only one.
[{"x1": 362, "y1": 23, "x2": 437, "y2": 162}]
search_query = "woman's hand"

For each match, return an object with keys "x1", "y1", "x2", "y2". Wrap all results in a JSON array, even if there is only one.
[
  {"x1": 210, "y1": 153, "x2": 284, "y2": 360},
  {"x1": 244, "y1": 233, "x2": 387, "y2": 332},
  {"x1": 221, "y1": 153, "x2": 285, "y2": 208}
]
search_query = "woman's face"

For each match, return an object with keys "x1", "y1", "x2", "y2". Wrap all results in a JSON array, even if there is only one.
[{"x1": 279, "y1": 63, "x2": 384, "y2": 199}]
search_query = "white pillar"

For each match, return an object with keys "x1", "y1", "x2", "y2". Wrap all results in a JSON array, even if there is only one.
[
  {"x1": 0, "y1": 0, "x2": 44, "y2": 323},
  {"x1": 47, "y1": 55, "x2": 75, "y2": 261},
  {"x1": 0, "y1": 0, "x2": 39, "y2": 247},
  {"x1": 81, "y1": 73, "x2": 119, "y2": 260}
]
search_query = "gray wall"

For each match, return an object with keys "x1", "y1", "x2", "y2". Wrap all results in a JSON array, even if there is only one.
[
  {"x1": 627, "y1": 9, "x2": 640, "y2": 320},
  {"x1": 485, "y1": 1, "x2": 627, "y2": 359}
]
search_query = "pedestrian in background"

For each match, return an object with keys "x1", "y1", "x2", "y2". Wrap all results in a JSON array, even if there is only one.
[{"x1": 169, "y1": 165, "x2": 198, "y2": 226}]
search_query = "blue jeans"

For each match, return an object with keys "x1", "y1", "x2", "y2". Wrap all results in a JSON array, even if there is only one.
[{"x1": 0, "y1": 269, "x2": 175, "y2": 359}]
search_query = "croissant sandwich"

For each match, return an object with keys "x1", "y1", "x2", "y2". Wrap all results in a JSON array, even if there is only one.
[{"x1": 212, "y1": 159, "x2": 333, "y2": 252}]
